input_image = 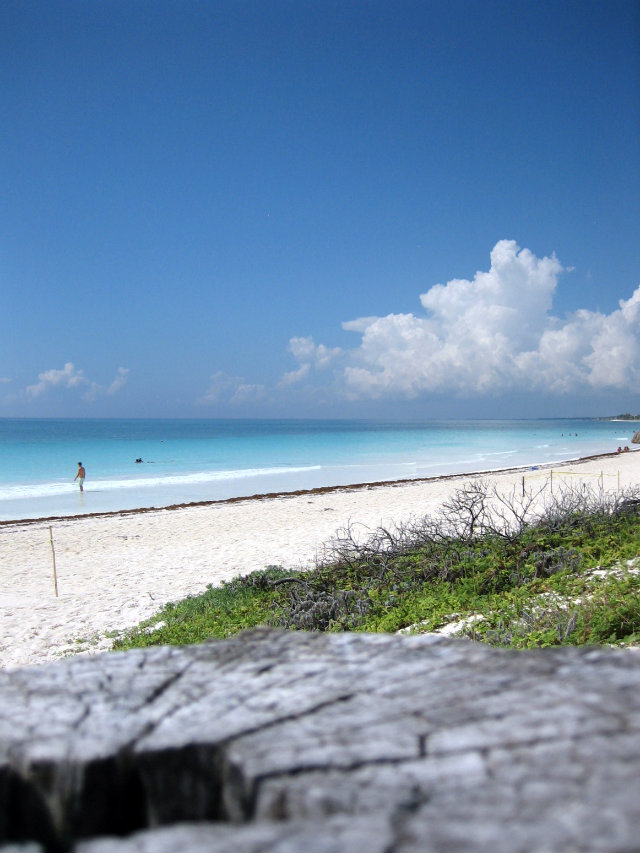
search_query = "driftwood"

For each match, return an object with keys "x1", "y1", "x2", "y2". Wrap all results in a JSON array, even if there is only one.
[{"x1": 1, "y1": 628, "x2": 639, "y2": 852}]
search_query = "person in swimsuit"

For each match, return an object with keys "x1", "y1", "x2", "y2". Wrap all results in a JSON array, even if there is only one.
[{"x1": 74, "y1": 462, "x2": 85, "y2": 492}]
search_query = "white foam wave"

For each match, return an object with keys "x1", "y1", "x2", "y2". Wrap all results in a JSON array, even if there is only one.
[{"x1": 0, "y1": 465, "x2": 322, "y2": 502}]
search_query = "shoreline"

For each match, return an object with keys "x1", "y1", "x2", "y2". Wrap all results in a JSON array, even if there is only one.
[
  {"x1": 0, "y1": 447, "x2": 630, "y2": 529},
  {"x1": 1, "y1": 448, "x2": 638, "y2": 670}
]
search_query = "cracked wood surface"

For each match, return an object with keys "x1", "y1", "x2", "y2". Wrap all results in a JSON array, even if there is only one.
[{"x1": 1, "y1": 629, "x2": 639, "y2": 852}]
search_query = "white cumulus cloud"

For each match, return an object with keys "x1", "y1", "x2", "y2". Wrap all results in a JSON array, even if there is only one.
[
  {"x1": 26, "y1": 362, "x2": 89, "y2": 397},
  {"x1": 279, "y1": 363, "x2": 311, "y2": 386},
  {"x1": 200, "y1": 371, "x2": 241, "y2": 403},
  {"x1": 292, "y1": 240, "x2": 640, "y2": 401},
  {"x1": 231, "y1": 383, "x2": 267, "y2": 403},
  {"x1": 107, "y1": 367, "x2": 130, "y2": 395},
  {"x1": 25, "y1": 362, "x2": 129, "y2": 399},
  {"x1": 280, "y1": 336, "x2": 342, "y2": 386},
  {"x1": 200, "y1": 371, "x2": 266, "y2": 405}
]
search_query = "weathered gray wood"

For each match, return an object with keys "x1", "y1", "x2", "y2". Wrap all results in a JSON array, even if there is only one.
[{"x1": 1, "y1": 629, "x2": 639, "y2": 852}]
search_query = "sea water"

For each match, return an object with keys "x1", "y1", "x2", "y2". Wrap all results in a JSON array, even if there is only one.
[{"x1": 0, "y1": 418, "x2": 636, "y2": 521}]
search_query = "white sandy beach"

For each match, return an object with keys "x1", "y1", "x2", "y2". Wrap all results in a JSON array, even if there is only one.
[{"x1": 1, "y1": 451, "x2": 638, "y2": 669}]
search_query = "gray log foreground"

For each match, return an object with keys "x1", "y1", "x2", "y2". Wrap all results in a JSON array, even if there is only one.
[{"x1": 1, "y1": 629, "x2": 639, "y2": 853}]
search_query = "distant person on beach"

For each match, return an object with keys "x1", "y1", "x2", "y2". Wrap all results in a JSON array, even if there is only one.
[{"x1": 74, "y1": 462, "x2": 85, "y2": 492}]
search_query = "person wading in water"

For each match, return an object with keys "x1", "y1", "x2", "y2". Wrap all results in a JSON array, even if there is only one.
[{"x1": 74, "y1": 462, "x2": 85, "y2": 492}]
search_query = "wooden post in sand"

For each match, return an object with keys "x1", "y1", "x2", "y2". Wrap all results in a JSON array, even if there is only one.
[{"x1": 49, "y1": 526, "x2": 59, "y2": 598}]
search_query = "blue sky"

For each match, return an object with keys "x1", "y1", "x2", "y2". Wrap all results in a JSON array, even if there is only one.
[{"x1": 2, "y1": 0, "x2": 639, "y2": 419}]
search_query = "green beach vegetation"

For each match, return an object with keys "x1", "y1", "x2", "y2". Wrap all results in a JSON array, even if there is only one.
[{"x1": 115, "y1": 480, "x2": 640, "y2": 653}]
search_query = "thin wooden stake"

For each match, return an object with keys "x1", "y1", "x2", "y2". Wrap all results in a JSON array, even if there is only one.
[{"x1": 49, "y1": 526, "x2": 58, "y2": 597}]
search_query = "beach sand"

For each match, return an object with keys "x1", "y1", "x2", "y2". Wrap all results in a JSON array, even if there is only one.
[{"x1": 1, "y1": 451, "x2": 638, "y2": 669}]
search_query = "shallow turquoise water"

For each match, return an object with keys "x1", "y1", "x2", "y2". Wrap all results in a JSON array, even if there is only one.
[{"x1": 0, "y1": 418, "x2": 635, "y2": 520}]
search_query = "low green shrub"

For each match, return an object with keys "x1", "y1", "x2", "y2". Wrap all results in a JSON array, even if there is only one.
[{"x1": 114, "y1": 483, "x2": 640, "y2": 652}]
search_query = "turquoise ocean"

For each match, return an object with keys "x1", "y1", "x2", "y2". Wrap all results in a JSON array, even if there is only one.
[{"x1": 0, "y1": 418, "x2": 636, "y2": 522}]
